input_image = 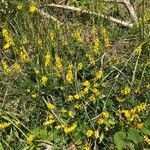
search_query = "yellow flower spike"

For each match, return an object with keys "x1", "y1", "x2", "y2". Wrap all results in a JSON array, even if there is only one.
[
  {"x1": 27, "y1": 133, "x2": 35, "y2": 143},
  {"x1": 83, "y1": 80, "x2": 90, "y2": 88},
  {"x1": 55, "y1": 55, "x2": 62, "y2": 70},
  {"x1": 41, "y1": 76, "x2": 48, "y2": 86},
  {"x1": 144, "y1": 135, "x2": 150, "y2": 145},
  {"x1": 83, "y1": 87, "x2": 89, "y2": 95},
  {"x1": 1, "y1": 60, "x2": 12, "y2": 75},
  {"x1": 121, "y1": 85, "x2": 131, "y2": 95},
  {"x1": 34, "y1": 68, "x2": 40, "y2": 75},
  {"x1": 29, "y1": 2, "x2": 37, "y2": 13},
  {"x1": 13, "y1": 63, "x2": 21, "y2": 72},
  {"x1": 17, "y1": 4, "x2": 23, "y2": 10},
  {"x1": 47, "y1": 103, "x2": 56, "y2": 110},
  {"x1": 77, "y1": 63, "x2": 83, "y2": 71},
  {"x1": 64, "y1": 123, "x2": 77, "y2": 134},
  {"x1": 94, "y1": 69, "x2": 103, "y2": 81},
  {"x1": 86, "y1": 130, "x2": 93, "y2": 138},
  {"x1": 66, "y1": 67, "x2": 74, "y2": 84},
  {"x1": 43, "y1": 119, "x2": 55, "y2": 126},
  {"x1": 89, "y1": 95, "x2": 96, "y2": 103},
  {"x1": 136, "y1": 123, "x2": 143, "y2": 129},
  {"x1": 97, "y1": 118, "x2": 105, "y2": 125},
  {"x1": 102, "y1": 112, "x2": 109, "y2": 119},
  {"x1": 74, "y1": 30, "x2": 83, "y2": 43},
  {"x1": 93, "y1": 37, "x2": 100, "y2": 54},
  {"x1": 61, "y1": 108, "x2": 67, "y2": 113},
  {"x1": 68, "y1": 95, "x2": 74, "y2": 101},
  {"x1": 100, "y1": 27, "x2": 110, "y2": 48},
  {"x1": 20, "y1": 51, "x2": 29, "y2": 63},
  {"x1": 31, "y1": 93, "x2": 37, "y2": 98},
  {"x1": 94, "y1": 130, "x2": 99, "y2": 139},
  {"x1": 45, "y1": 52, "x2": 51, "y2": 67},
  {"x1": 74, "y1": 94, "x2": 80, "y2": 100},
  {"x1": 91, "y1": 88, "x2": 100, "y2": 96},
  {"x1": 0, "y1": 122, "x2": 11, "y2": 130},
  {"x1": 135, "y1": 44, "x2": 142, "y2": 56},
  {"x1": 68, "y1": 111, "x2": 74, "y2": 118}
]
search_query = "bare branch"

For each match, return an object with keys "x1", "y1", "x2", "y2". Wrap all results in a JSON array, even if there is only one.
[
  {"x1": 37, "y1": 9, "x2": 63, "y2": 25},
  {"x1": 48, "y1": 4, "x2": 134, "y2": 28},
  {"x1": 104, "y1": 0, "x2": 138, "y2": 24}
]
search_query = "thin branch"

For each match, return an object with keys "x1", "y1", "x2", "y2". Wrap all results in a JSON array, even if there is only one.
[
  {"x1": 48, "y1": 4, "x2": 134, "y2": 28},
  {"x1": 104, "y1": 0, "x2": 138, "y2": 24},
  {"x1": 37, "y1": 9, "x2": 63, "y2": 25}
]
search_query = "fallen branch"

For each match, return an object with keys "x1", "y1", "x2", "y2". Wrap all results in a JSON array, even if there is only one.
[
  {"x1": 104, "y1": 0, "x2": 138, "y2": 24},
  {"x1": 48, "y1": 4, "x2": 134, "y2": 28},
  {"x1": 37, "y1": 9, "x2": 63, "y2": 25}
]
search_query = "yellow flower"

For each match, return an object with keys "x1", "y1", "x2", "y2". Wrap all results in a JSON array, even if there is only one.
[
  {"x1": 74, "y1": 31, "x2": 83, "y2": 43},
  {"x1": 66, "y1": 69, "x2": 74, "y2": 84},
  {"x1": 68, "y1": 95, "x2": 74, "y2": 101},
  {"x1": 93, "y1": 37, "x2": 100, "y2": 54},
  {"x1": 49, "y1": 31, "x2": 55, "y2": 43},
  {"x1": 17, "y1": 4, "x2": 23, "y2": 10},
  {"x1": 94, "y1": 130, "x2": 99, "y2": 139},
  {"x1": 45, "y1": 52, "x2": 51, "y2": 67},
  {"x1": 135, "y1": 44, "x2": 142, "y2": 56},
  {"x1": 37, "y1": 38, "x2": 42, "y2": 48},
  {"x1": 31, "y1": 93, "x2": 37, "y2": 98},
  {"x1": 83, "y1": 87, "x2": 89, "y2": 95},
  {"x1": 55, "y1": 55, "x2": 62, "y2": 70},
  {"x1": 20, "y1": 51, "x2": 29, "y2": 63},
  {"x1": 64, "y1": 123, "x2": 77, "y2": 134},
  {"x1": 83, "y1": 80, "x2": 90, "y2": 88},
  {"x1": 29, "y1": 3, "x2": 37, "y2": 13},
  {"x1": 102, "y1": 112, "x2": 109, "y2": 119},
  {"x1": 97, "y1": 118, "x2": 105, "y2": 125},
  {"x1": 41, "y1": 76, "x2": 48, "y2": 86},
  {"x1": 34, "y1": 68, "x2": 40, "y2": 75},
  {"x1": 89, "y1": 95, "x2": 96, "y2": 103},
  {"x1": 47, "y1": 103, "x2": 56, "y2": 110},
  {"x1": 135, "y1": 123, "x2": 143, "y2": 129},
  {"x1": 13, "y1": 63, "x2": 21, "y2": 72},
  {"x1": 68, "y1": 111, "x2": 74, "y2": 118},
  {"x1": 1, "y1": 60, "x2": 12, "y2": 75},
  {"x1": 0, "y1": 122, "x2": 11, "y2": 130},
  {"x1": 77, "y1": 63, "x2": 83, "y2": 71},
  {"x1": 43, "y1": 119, "x2": 55, "y2": 126},
  {"x1": 144, "y1": 135, "x2": 150, "y2": 145},
  {"x1": 91, "y1": 88, "x2": 100, "y2": 96},
  {"x1": 121, "y1": 85, "x2": 131, "y2": 95},
  {"x1": 86, "y1": 130, "x2": 93, "y2": 137},
  {"x1": 74, "y1": 94, "x2": 80, "y2": 100},
  {"x1": 74, "y1": 104, "x2": 82, "y2": 109},
  {"x1": 94, "y1": 69, "x2": 103, "y2": 81},
  {"x1": 27, "y1": 133, "x2": 35, "y2": 142},
  {"x1": 100, "y1": 27, "x2": 110, "y2": 48},
  {"x1": 86, "y1": 54, "x2": 95, "y2": 65},
  {"x1": 61, "y1": 108, "x2": 67, "y2": 113},
  {"x1": 55, "y1": 125, "x2": 64, "y2": 130}
]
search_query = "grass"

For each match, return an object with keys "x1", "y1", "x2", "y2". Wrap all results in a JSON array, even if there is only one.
[{"x1": 0, "y1": 0, "x2": 150, "y2": 149}]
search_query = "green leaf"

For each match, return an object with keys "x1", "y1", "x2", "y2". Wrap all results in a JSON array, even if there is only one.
[
  {"x1": 114, "y1": 131, "x2": 126, "y2": 150},
  {"x1": 144, "y1": 118, "x2": 150, "y2": 129},
  {"x1": 127, "y1": 128, "x2": 142, "y2": 144},
  {"x1": 0, "y1": 143, "x2": 4, "y2": 150},
  {"x1": 141, "y1": 127, "x2": 150, "y2": 136}
]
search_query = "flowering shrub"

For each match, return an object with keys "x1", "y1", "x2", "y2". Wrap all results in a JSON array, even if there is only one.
[{"x1": 0, "y1": 0, "x2": 150, "y2": 150}]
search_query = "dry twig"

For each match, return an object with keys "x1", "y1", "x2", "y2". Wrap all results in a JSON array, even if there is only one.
[{"x1": 48, "y1": 4, "x2": 134, "y2": 27}]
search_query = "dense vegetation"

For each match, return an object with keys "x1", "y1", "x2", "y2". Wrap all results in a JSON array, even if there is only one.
[{"x1": 0, "y1": 0, "x2": 150, "y2": 149}]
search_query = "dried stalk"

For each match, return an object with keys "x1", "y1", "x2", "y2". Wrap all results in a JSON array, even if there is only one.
[{"x1": 48, "y1": 4, "x2": 134, "y2": 27}]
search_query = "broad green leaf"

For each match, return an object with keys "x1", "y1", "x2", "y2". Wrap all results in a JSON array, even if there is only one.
[
  {"x1": 114, "y1": 131, "x2": 126, "y2": 150},
  {"x1": 127, "y1": 128, "x2": 142, "y2": 144}
]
